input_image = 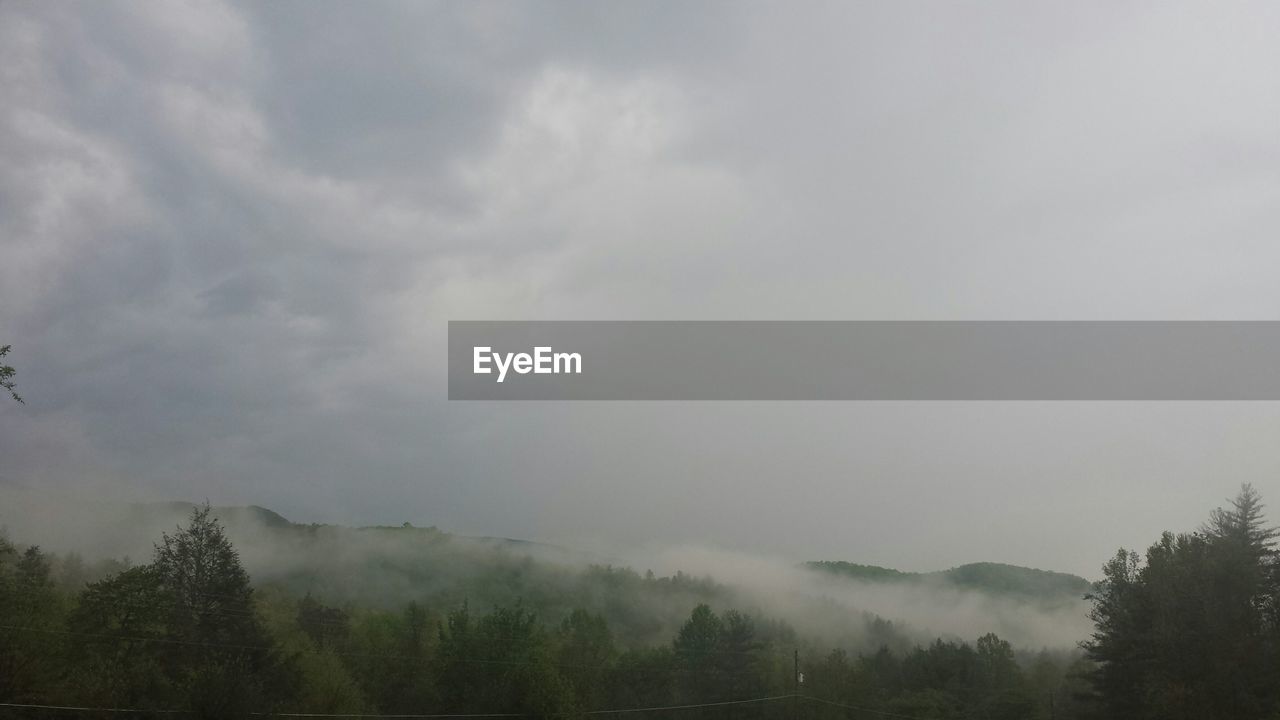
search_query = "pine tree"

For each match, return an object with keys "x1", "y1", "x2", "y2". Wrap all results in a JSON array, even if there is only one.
[
  {"x1": 1087, "y1": 486, "x2": 1280, "y2": 719},
  {"x1": 1205, "y1": 484, "x2": 1279, "y2": 558},
  {"x1": 673, "y1": 604, "x2": 726, "y2": 701}
]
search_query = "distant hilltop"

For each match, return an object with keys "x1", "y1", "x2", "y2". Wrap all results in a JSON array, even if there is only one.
[
  {"x1": 122, "y1": 500, "x2": 617, "y2": 566},
  {"x1": 130, "y1": 501, "x2": 293, "y2": 529},
  {"x1": 0, "y1": 488, "x2": 1095, "y2": 648},
  {"x1": 806, "y1": 559, "x2": 1093, "y2": 605}
]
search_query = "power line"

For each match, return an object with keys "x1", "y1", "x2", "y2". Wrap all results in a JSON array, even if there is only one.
[
  {"x1": 262, "y1": 707, "x2": 522, "y2": 712},
  {"x1": 798, "y1": 694, "x2": 927, "y2": 720},
  {"x1": 0, "y1": 702, "x2": 518, "y2": 717},
  {"x1": 0, "y1": 623, "x2": 572, "y2": 669},
  {"x1": 580, "y1": 694, "x2": 792, "y2": 715},
  {"x1": 54, "y1": 592, "x2": 792, "y2": 658},
  {"x1": 0, "y1": 701, "x2": 185, "y2": 714},
  {"x1": 2, "y1": 587, "x2": 799, "y2": 663},
  {"x1": 0, "y1": 682, "x2": 931, "y2": 720},
  {"x1": 0, "y1": 624, "x2": 745, "y2": 678},
  {"x1": 1, "y1": 621, "x2": 932, "y2": 720},
  {"x1": 0, "y1": 694, "x2": 795, "y2": 718}
]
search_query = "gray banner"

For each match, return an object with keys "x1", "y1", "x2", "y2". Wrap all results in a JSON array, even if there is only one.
[{"x1": 447, "y1": 321, "x2": 1280, "y2": 400}]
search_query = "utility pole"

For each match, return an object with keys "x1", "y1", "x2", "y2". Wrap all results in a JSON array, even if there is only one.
[{"x1": 793, "y1": 649, "x2": 800, "y2": 720}]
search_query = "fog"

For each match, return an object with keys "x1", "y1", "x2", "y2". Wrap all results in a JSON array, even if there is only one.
[
  {"x1": 636, "y1": 545, "x2": 1092, "y2": 650},
  {"x1": 0, "y1": 485, "x2": 1091, "y2": 652}
]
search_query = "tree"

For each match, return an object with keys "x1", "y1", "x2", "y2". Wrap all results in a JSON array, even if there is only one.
[
  {"x1": 673, "y1": 604, "x2": 726, "y2": 701},
  {"x1": 70, "y1": 565, "x2": 174, "y2": 709},
  {"x1": 556, "y1": 609, "x2": 615, "y2": 709},
  {"x1": 974, "y1": 633, "x2": 1019, "y2": 692},
  {"x1": 71, "y1": 504, "x2": 294, "y2": 717},
  {"x1": 1205, "y1": 483, "x2": 1279, "y2": 567},
  {"x1": 155, "y1": 504, "x2": 293, "y2": 717},
  {"x1": 718, "y1": 610, "x2": 764, "y2": 699},
  {"x1": 973, "y1": 634, "x2": 1032, "y2": 720},
  {"x1": 0, "y1": 345, "x2": 21, "y2": 403},
  {"x1": 336, "y1": 602, "x2": 435, "y2": 714},
  {"x1": 1086, "y1": 486, "x2": 1280, "y2": 720},
  {"x1": 0, "y1": 544, "x2": 63, "y2": 703},
  {"x1": 435, "y1": 602, "x2": 574, "y2": 717},
  {"x1": 670, "y1": 604, "x2": 769, "y2": 708},
  {"x1": 609, "y1": 646, "x2": 676, "y2": 710},
  {"x1": 296, "y1": 594, "x2": 350, "y2": 649}
]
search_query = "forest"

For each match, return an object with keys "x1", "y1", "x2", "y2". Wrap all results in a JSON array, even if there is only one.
[{"x1": 1, "y1": 485, "x2": 1277, "y2": 720}]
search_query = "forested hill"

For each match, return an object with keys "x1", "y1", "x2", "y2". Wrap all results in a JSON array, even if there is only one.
[
  {"x1": 131, "y1": 503, "x2": 1093, "y2": 598},
  {"x1": 132, "y1": 500, "x2": 293, "y2": 529},
  {"x1": 124, "y1": 500, "x2": 619, "y2": 565},
  {"x1": 0, "y1": 491, "x2": 1095, "y2": 650},
  {"x1": 806, "y1": 560, "x2": 1093, "y2": 606},
  {"x1": 130, "y1": 502, "x2": 1093, "y2": 607},
  {"x1": 0, "y1": 500, "x2": 1102, "y2": 720}
]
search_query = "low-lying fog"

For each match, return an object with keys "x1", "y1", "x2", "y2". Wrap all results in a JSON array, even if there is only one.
[
  {"x1": 633, "y1": 544, "x2": 1092, "y2": 649},
  {"x1": 0, "y1": 484, "x2": 1093, "y2": 651}
]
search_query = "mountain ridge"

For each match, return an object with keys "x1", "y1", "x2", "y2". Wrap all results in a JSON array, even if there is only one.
[
  {"x1": 806, "y1": 559, "x2": 1094, "y2": 604},
  {"x1": 133, "y1": 501, "x2": 1096, "y2": 596}
]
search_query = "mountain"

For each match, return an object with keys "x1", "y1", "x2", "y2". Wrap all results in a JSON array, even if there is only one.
[
  {"x1": 0, "y1": 488, "x2": 1094, "y2": 648},
  {"x1": 130, "y1": 501, "x2": 294, "y2": 529},
  {"x1": 806, "y1": 559, "x2": 1093, "y2": 606}
]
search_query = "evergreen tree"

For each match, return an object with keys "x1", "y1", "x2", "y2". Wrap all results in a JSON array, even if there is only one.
[
  {"x1": 0, "y1": 544, "x2": 63, "y2": 703},
  {"x1": 556, "y1": 608, "x2": 616, "y2": 709},
  {"x1": 673, "y1": 604, "x2": 727, "y2": 701},
  {"x1": 435, "y1": 602, "x2": 575, "y2": 717},
  {"x1": 1086, "y1": 485, "x2": 1280, "y2": 720}
]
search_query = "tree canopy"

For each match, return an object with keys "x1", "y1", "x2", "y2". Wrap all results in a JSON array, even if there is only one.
[{"x1": 1086, "y1": 484, "x2": 1280, "y2": 720}]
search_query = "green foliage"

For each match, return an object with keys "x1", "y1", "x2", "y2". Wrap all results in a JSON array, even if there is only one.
[
  {"x1": 435, "y1": 602, "x2": 575, "y2": 716},
  {"x1": 68, "y1": 504, "x2": 296, "y2": 717},
  {"x1": 807, "y1": 559, "x2": 1093, "y2": 606},
  {"x1": 16, "y1": 494, "x2": 1249, "y2": 720},
  {"x1": 0, "y1": 344, "x2": 21, "y2": 403},
  {"x1": 0, "y1": 542, "x2": 65, "y2": 703},
  {"x1": 68, "y1": 565, "x2": 173, "y2": 707},
  {"x1": 297, "y1": 593, "x2": 350, "y2": 648},
  {"x1": 1086, "y1": 484, "x2": 1280, "y2": 720},
  {"x1": 804, "y1": 633, "x2": 1042, "y2": 720},
  {"x1": 674, "y1": 604, "x2": 727, "y2": 700},
  {"x1": 37, "y1": 500, "x2": 937, "y2": 655},
  {"x1": 556, "y1": 609, "x2": 616, "y2": 708},
  {"x1": 945, "y1": 563, "x2": 1093, "y2": 601},
  {"x1": 806, "y1": 561, "x2": 913, "y2": 582}
]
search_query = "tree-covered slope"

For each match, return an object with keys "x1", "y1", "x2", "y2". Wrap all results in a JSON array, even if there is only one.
[
  {"x1": 0, "y1": 489, "x2": 1092, "y2": 651},
  {"x1": 805, "y1": 560, "x2": 1093, "y2": 606}
]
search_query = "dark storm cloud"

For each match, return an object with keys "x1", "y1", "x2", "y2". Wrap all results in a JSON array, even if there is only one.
[
  {"x1": 241, "y1": 2, "x2": 735, "y2": 188},
  {"x1": 2, "y1": 1, "x2": 1280, "y2": 576}
]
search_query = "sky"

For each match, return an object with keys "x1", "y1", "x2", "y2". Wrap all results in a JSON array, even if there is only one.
[{"x1": 2, "y1": 1, "x2": 1280, "y2": 577}]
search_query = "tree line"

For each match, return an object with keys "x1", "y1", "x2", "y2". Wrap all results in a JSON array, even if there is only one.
[{"x1": 2, "y1": 485, "x2": 1278, "y2": 718}]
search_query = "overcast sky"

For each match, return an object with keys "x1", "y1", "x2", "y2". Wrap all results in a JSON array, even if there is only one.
[{"x1": 3, "y1": 1, "x2": 1280, "y2": 577}]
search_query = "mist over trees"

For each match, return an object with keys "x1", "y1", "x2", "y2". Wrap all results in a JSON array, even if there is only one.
[
  {"x1": 1, "y1": 503, "x2": 1082, "y2": 719},
  {"x1": 1, "y1": 488, "x2": 1277, "y2": 718}
]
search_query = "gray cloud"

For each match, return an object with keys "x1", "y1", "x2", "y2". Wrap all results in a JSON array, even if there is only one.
[{"x1": 2, "y1": 1, "x2": 1280, "y2": 578}]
